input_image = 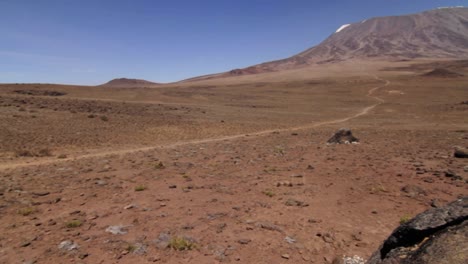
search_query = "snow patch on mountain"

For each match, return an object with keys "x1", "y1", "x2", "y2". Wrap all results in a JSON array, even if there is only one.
[{"x1": 336, "y1": 24, "x2": 350, "y2": 33}]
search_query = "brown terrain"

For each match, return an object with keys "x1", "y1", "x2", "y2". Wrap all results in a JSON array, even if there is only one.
[{"x1": 1, "y1": 7, "x2": 467, "y2": 264}]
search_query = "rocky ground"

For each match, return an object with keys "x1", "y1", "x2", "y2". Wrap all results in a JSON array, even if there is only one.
[
  {"x1": 0, "y1": 61, "x2": 467, "y2": 263},
  {"x1": 0, "y1": 126, "x2": 466, "y2": 264}
]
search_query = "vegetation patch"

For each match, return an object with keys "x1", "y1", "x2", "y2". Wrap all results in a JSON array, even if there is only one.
[
  {"x1": 18, "y1": 207, "x2": 35, "y2": 216},
  {"x1": 135, "y1": 185, "x2": 147, "y2": 192},
  {"x1": 65, "y1": 220, "x2": 83, "y2": 228},
  {"x1": 168, "y1": 237, "x2": 197, "y2": 251}
]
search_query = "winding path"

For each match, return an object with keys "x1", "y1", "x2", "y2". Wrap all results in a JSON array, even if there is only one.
[{"x1": 0, "y1": 76, "x2": 390, "y2": 170}]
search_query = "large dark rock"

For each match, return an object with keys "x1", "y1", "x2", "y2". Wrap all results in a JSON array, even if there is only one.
[
  {"x1": 327, "y1": 128, "x2": 359, "y2": 144},
  {"x1": 454, "y1": 147, "x2": 468, "y2": 158},
  {"x1": 367, "y1": 197, "x2": 468, "y2": 264}
]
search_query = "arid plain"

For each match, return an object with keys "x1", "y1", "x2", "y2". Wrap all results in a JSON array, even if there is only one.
[{"x1": 0, "y1": 59, "x2": 467, "y2": 263}]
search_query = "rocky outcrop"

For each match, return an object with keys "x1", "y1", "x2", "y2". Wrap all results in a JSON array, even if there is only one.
[
  {"x1": 327, "y1": 128, "x2": 359, "y2": 144},
  {"x1": 367, "y1": 197, "x2": 468, "y2": 264}
]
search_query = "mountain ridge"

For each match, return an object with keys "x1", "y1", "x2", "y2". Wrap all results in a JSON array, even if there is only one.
[{"x1": 186, "y1": 7, "x2": 468, "y2": 81}]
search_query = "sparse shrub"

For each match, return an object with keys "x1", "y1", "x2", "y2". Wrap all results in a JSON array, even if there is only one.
[
  {"x1": 57, "y1": 154, "x2": 67, "y2": 159},
  {"x1": 400, "y1": 215, "x2": 411, "y2": 224},
  {"x1": 87, "y1": 114, "x2": 96, "y2": 118},
  {"x1": 65, "y1": 220, "x2": 82, "y2": 228},
  {"x1": 168, "y1": 237, "x2": 197, "y2": 251},
  {"x1": 154, "y1": 161, "x2": 165, "y2": 169},
  {"x1": 15, "y1": 150, "x2": 34, "y2": 157},
  {"x1": 18, "y1": 207, "x2": 35, "y2": 216},
  {"x1": 126, "y1": 244, "x2": 137, "y2": 252},
  {"x1": 135, "y1": 185, "x2": 147, "y2": 192},
  {"x1": 370, "y1": 184, "x2": 388, "y2": 194},
  {"x1": 100, "y1": 116, "x2": 109, "y2": 121},
  {"x1": 15, "y1": 148, "x2": 52, "y2": 157},
  {"x1": 37, "y1": 148, "x2": 52, "y2": 157},
  {"x1": 263, "y1": 189, "x2": 275, "y2": 197}
]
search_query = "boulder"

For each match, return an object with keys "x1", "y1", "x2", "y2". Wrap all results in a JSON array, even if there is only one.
[
  {"x1": 367, "y1": 197, "x2": 468, "y2": 264},
  {"x1": 327, "y1": 128, "x2": 359, "y2": 144}
]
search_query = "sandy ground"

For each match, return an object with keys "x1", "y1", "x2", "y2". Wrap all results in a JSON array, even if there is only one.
[{"x1": 0, "y1": 60, "x2": 467, "y2": 263}]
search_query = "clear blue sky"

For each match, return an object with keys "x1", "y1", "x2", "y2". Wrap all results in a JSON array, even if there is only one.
[{"x1": 0, "y1": 0, "x2": 466, "y2": 85}]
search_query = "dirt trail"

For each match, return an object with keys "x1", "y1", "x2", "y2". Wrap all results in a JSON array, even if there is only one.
[{"x1": 0, "y1": 76, "x2": 390, "y2": 170}]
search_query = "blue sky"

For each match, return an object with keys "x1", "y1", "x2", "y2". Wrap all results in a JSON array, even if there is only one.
[{"x1": 0, "y1": 0, "x2": 466, "y2": 85}]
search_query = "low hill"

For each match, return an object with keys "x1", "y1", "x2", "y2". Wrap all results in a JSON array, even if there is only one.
[{"x1": 101, "y1": 78, "x2": 160, "y2": 88}]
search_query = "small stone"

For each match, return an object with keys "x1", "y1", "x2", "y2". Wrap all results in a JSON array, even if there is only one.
[
  {"x1": 281, "y1": 254, "x2": 290, "y2": 259},
  {"x1": 124, "y1": 204, "x2": 136, "y2": 210},
  {"x1": 32, "y1": 191, "x2": 50, "y2": 196},
  {"x1": 454, "y1": 146, "x2": 468, "y2": 158},
  {"x1": 237, "y1": 239, "x2": 251, "y2": 245},
  {"x1": 431, "y1": 199, "x2": 443, "y2": 208},
  {"x1": 169, "y1": 185, "x2": 177, "y2": 189},
  {"x1": 285, "y1": 198, "x2": 308, "y2": 207},
  {"x1": 308, "y1": 218, "x2": 322, "y2": 224},
  {"x1": 154, "y1": 232, "x2": 171, "y2": 249},
  {"x1": 284, "y1": 236, "x2": 296, "y2": 244},
  {"x1": 95, "y1": 180, "x2": 107, "y2": 186},
  {"x1": 58, "y1": 240, "x2": 79, "y2": 251},
  {"x1": 322, "y1": 233, "x2": 334, "y2": 243},
  {"x1": 20, "y1": 241, "x2": 31, "y2": 247},
  {"x1": 256, "y1": 222, "x2": 283, "y2": 232},
  {"x1": 105, "y1": 225, "x2": 128, "y2": 235}
]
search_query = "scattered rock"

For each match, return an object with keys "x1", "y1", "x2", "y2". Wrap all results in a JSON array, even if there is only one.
[
  {"x1": 154, "y1": 232, "x2": 171, "y2": 249},
  {"x1": 327, "y1": 128, "x2": 359, "y2": 144},
  {"x1": 281, "y1": 254, "x2": 290, "y2": 259},
  {"x1": 284, "y1": 236, "x2": 296, "y2": 244},
  {"x1": 95, "y1": 180, "x2": 108, "y2": 186},
  {"x1": 343, "y1": 255, "x2": 366, "y2": 264},
  {"x1": 58, "y1": 240, "x2": 79, "y2": 251},
  {"x1": 105, "y1": 225, "x2": 129, "y2": 235},
  {"x1": 321, "y1": 233, "x2": 335, "y2": 243},
  {"x1": 285, "y1": 198, "x2": 309, "y2": 207},
  {"x1": 20, "y1": 241, "x2": 31, "y2": 247},
  {"x1": 124, "y1": 204, "x2": 136, "y2": 210},
  {"x1": 32, "y1": 191, "x2": 50, "y2": 196},
  {"x1": 276, "y1": 181, "x2": 293, "y2": 187},
  {"x1": 445, "y1": 170, "x2": 463, "y2": 180},
  {"x1": 237, "y1": 239, "x2": 251, "y2": 245},
  {"x1": 367, "y1": 197, "x2": 468, "y2": 264},
  {"x1": 131, "y1": 243, "x2": 147, "y2": 255},
  {"x1": 430, "y1": 199, "x2": 443, "y2": 208},
  {"x1": 454, "y1": 146, "x2": 468, "y2": 158},
  {"x1": 256, "y1": 222, "x2": 283, "y2": 233},
  {"x1": 401, "y1": 184, "x2": 426, "y2": 197}
]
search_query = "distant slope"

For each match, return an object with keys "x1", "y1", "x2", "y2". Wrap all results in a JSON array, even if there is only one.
[
  {"x1": 101, "y1": 78, "x2": 160, "y2": 87},
  {"x1": 186, "y1": 7, "x2": 468, "y2": 81}
]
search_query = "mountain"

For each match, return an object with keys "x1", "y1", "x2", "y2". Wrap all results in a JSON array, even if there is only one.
[
  {"x1": 188, "y1": 7, "x2": 468, "y2": 81},
  {"x1": 101, "y1": 78, "x2": 160, "y2": 87}
]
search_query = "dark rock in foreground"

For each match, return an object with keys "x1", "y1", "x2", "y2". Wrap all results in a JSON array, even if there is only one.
[
  {"x1": 327, "y1": 128, "x2": 359, "y2": 144},
  {"x1": 367, "y1": 197, "x2": 468, "y2": 264}
]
